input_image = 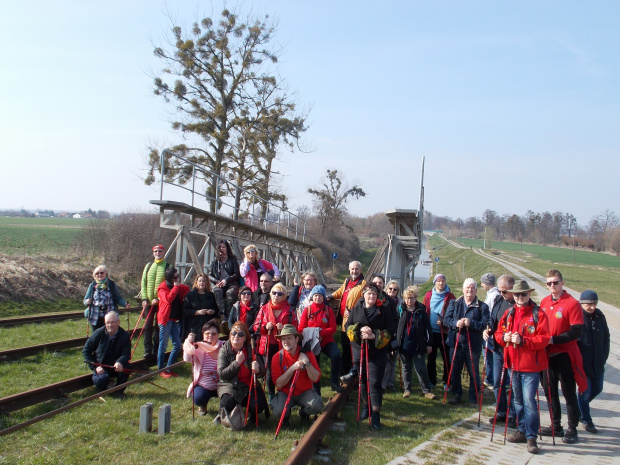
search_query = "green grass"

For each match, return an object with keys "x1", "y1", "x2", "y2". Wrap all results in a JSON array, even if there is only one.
[{"x1": 0, "y1": 299, "x2": 83, "y2": 318}]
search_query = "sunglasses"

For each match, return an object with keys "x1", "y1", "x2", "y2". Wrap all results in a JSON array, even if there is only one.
[
  {"x1": 388, "y1": 287, "x2": 399, "y2": 292},
  {"x1": 230, "y1": 330, "x2": 246, "y2": 338},
  {"x1": 546, "y1": 280, "x2": 561, "y2": 286},
  {"x1": 271, "y1": 291, "x2": 285, "y2": 297},
  {"x1": 499, "y1": 289, "x2": 512, "y2": 294},
  {"x1": 247, "y1": 249, "x2": 257, "y2": 253},
  {"x1": 513, "y1": 292, "x2": 529, "y2": 298},
  {"x1": 240, "y1": 291, "x2": 252, "y2": 296},
  {"x1": 95, "y1": 271, "x2": 106, "y2": 275}
]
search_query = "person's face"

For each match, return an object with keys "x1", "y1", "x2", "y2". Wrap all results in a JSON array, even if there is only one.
[
  {"x1": 218, "y1": 243, "x2": 228, "y2": 256},
  {"x1": 153, "y1": 248, "x2": 164, "y2": 259},
  {"x1": 240, "y1": 289, "x2": 252, "y2": 304},
  {"x1": 197, "y1": 276, "x2": 207, "y2": 290},
  {"x1": 463, "y1": 283, "x2": 477, "y2": 300},
  {"x1": 94, "y1": 268, "x2": 107, "y2": 280},
  {"x1": 280, "y1": 334, "x2": 297, "y2": 352},
  {"x1": 498, "y1": 280, "x2": 514, "y2": 301},
  {"x1": 581, "y1": 303, "x2": 597, "y2": 314},
  {"x1": 260, "y1": 276, "x2": 273, "y2": 292},
  {"x1": 546, "y1": 276, "x2": 564, "y2": 293},
  {"x1": 404, "y1": 295, "x2": 417, "y2": 309},
  {"x1": 271, "y1": 288, "x2": 285, "y2": 304},
  {"x1": 312, "y1": 293, "x2": 324, "y2": 305},
  {"x1": 104, "y1": 315, "x2": 120, "y2": 334},
  {"x1": 435, "y1": 277, "x2": 446, "y2": 292},
  {"x1": 203, "y1": 328, "x2": 219, "y2": 344},
  {"x1": 229, "y1": 328, "x2": 246, "y2": 348},
  {"x1": 371, "y1": 278, "x2": 385, "y2": 293},
  {"x1": 364, "y1": 290, "x2": 378, "y2": 307},
  {"x1": 246, "y1": 248, "x2": 258, "y2": 261},
  {"x1": 349, "y1": 263, "x2": 361, "y2": 279},
  {"x1": 172, "y1": 272, "x2": 180, "y2": 282},
  {"x1": 303, "y1": 276, "x2": 316, "y2": 289},
  {"x1": 513, "y1": 291, "x2": 531, "y2": 306},
  {"x1": 386, "y1": 284, "x2": 399, "y2": 298}
]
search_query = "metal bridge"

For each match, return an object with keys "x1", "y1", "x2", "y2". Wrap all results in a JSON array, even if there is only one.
[{"x1": 152, "y1": 150, "x2": 424, "y2": 288}]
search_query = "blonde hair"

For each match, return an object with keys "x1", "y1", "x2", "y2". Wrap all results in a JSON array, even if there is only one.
[
  {"x1": 244, "y1": 244, "x2": 259, "y2": 256},
  {"x1": 92, "y1": 265, "x2": 109, "y2": 279},
  {"x1": 271, "y1": 282, "x2": 287, "y2": 298},
  {"x1": 402, "y1": 285, "x2": 419, "y2": 299}
]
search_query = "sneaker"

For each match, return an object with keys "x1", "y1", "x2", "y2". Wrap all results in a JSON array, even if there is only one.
[
  {"x1": 448, "y1": 395, "x2": 461, "y2": 405},
  {"x1": 584, "y1": 423, "x2": 598, "y2": 433},
  {"x1": 371, "y1": 411, "x2": 381, "y2": 430},
  {"x1": 403, "y1": 390, "x2": 411, "y2": 398},
  {"x1": 360, "y1": 405, "x2": 369, "y2": 420},
  {"x1": 507, "y1": 417, "x2": 517, "y2": 429},
  {"x1": 527, "y1": 438, "x2": 539, "y2": 454},
  {"x1": 540, "y1": 425, "x2": 564, "y2": 437},
  {"x1": 159, "y1": 371, "x2": 172, "y2": 379},
  {"x1": 562, "y1": 427, "x2": 578, "y2": 444},
  {"x1": 198, "y1": 406, "x2": 207, "y2": 416},
  {"x1": 339, "y1": 370, "x2": 358, "y2": 386},
  {"x1": 507, "y1": 430, "x2": 527, "y2": 443},
  {"x1": 424, "y1": 392, "x2": 436, "y2": 400},
  {"x1": 483, "y1": 381, "x2": 493, "y2": 389},
  {"x1": 168, "y1": 371, "x2": 179, "y2": 377}
]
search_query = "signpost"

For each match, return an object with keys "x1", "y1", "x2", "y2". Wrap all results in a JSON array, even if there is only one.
[{"x1": 332, "y1": 252, "x2": 338, "y2": 276}]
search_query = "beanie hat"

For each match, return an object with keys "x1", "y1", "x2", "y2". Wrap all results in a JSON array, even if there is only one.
[
  {"x1": 433, "y1": 273, "x2": 446, "y2": 284},
  {"x1": 309, "y1": 285, "x2": 327, "y2": 300},
  {"x1": 481, "y1": 273, "x2": 496, "y2": 286},
  {"x1": 579, "y1": 290, "x2": 598, "y2": 304}
]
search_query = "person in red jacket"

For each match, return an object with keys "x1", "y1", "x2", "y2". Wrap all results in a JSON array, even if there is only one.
[
  {"x1": 299, "y1": 285, "x2": 342, "y2": 393},
  {"x1": 539, "y1": 269, "x2": 586, "y2": 444},
  {"x1": 495, "y1": 280, "x2": 550, "y2": 454},
  {"x1": 157, "y1": 267, "x2": 190, "y2": 377}
]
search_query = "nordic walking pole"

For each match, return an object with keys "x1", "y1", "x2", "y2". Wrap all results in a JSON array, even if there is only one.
[
  {"x1": 245, "y1": 370, "x2": 254, "y2": 426},
  {"x1": 357, "y1": 341, "x2": 364, "y2": 423},
  {"x1": 537, "y1": 389, "x2": 542, "y2": 440},
  {"x1": 130, "y1": 305, "x2": 154, "y2": 360},
  {"x1": 545, "y1": 367, "x2": 556, "y2": 445},
  {"x1": 192, "y1": 352, "x2": 195, "y2": 419},
  {"x1": 365, "y1": 339, "x2": 372, "y2": 429},
  {"x1": 466, "y1": 327, "x2": 480, "y2": 406},
  {"x1": 398, "y1": 353, "x2": 403, "y2": 391},
  {"x1": 274, "y1": 369, "x2": 300, "y2": 440},
  {"x1": 490, "y1": 366, "x2": 507, "y2": 442},
  {"x1": 478, "y1": 330, "x2": 489, "y2": 427},
  {"x1": 443, "y1": 328, "x2": 461, "y2": 404},
  {"x1": 503, "y1": 329, "x2": 519, "y2": 445},
  {"x1": 264, "y1": 328, "x2": 272, "y2": 391}
]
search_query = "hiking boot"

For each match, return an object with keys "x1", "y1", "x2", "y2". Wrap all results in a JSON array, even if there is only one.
[
  {"x1": 490, "y1": 415, "x2": 506, "y2": 424},
  {"x1": 198, "y1": 406, "x2": 207, "y2": 416},
  {"x1": 448, "y1": 395, "x2": 461, "y2": 405},
  {"x1": 371, "y1": 411, "x2": 381, "y2": 430},
  {"x1": 507, "y1": 430, "x2": 527, "y2": 443},
  {"x1": 584, "y1": 422, "x2": 598, "y2": 433},
  {"x1": 424, "y1": 392, "x2": 436, "y2": 400},
  {"x1": 562, "y1": 427, "x2": 578, "y2": 444},
  {"x1": 403, "y1": 390, "x2": 411, "y2": 398},
  {"x1": 527, "y1": 438, "x2": 539, "y2": 454},
  {"x1": 339, "y1": 369, "x2": 358, "y2": 386},
  {"x1": 540, "y1": 425, "x2": 564, "y2": 437},
  {"x1": 299, "y1": 410, "x2": 310, "y2": 422},
  {"x1": 507, "y1": 417, "x2": 517, "y2": 429},
  {"x1": 359, "y1": 405, "x2": 369, "y2": 420}
]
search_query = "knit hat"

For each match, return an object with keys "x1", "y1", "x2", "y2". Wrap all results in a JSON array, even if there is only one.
[
  {"x1": 481, "y1": 273, "x2": 496, "y2": 286},
  {"x1": 309, "y1": 285, "x2": 327, "y2": 300},
  {"x1": 433, "y1": 273, "x2": 446, "y2": 284},
  {"x1": 579, "y1": 290, "x2": 598, "y2": 304}
]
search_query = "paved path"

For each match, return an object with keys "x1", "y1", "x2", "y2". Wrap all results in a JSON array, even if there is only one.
[{"x1": 387, "y1": 241, "x2": 620, "y2": 465}]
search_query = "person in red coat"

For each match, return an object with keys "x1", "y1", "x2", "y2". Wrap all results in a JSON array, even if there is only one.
[
  {"x1": 157, "y1": 267, "x2": 190, "y2": 377},
  {"x1": 495, "y1": 280, "x2": 550, "y2": 454},
  {"x1": 299, "y1": 285, "x2": 342, "y2": 393}
]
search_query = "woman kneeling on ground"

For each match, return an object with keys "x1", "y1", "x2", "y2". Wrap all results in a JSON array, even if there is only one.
[
  {"x1": 217, "y1": 321, "x2": 268, "y2": 429},
  {"x1": 183, "y1": 320, "x2": 223, "y2": 417}
]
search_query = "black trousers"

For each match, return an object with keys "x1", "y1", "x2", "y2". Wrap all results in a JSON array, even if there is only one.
[
  {"x1": 142, "y1": 304, "x2": 159, "y2": 358},
  {"x1": 541, "y1": 352, "x2": 580, "y2": 429},
  {"x1": 351, "y1": 341, "x2": 387, "y2": 409},
  {"x1": 340, "y1": 331, "x2": 352, "y2": 375},
  {"x1": 220, "y1": 381, "x2": 267, "y2": 417},
  {"x1": 427, "y1": 332, "x2": 450, "y2": 386}
]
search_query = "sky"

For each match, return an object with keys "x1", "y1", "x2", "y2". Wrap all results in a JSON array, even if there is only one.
[{"x1": 1, "y1": 1, "x2": 619, "y2": 226}]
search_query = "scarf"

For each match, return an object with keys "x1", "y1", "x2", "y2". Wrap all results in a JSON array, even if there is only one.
[
  {"x1": 240, "y1": 303, "x2": 251, "y2": 325},
  {"x1": 95, "y1": 277, "x2": 108, "y2": 291}
]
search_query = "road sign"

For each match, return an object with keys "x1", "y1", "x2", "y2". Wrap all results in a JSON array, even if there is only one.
[
  {"x1": 332, "y1": 252, "x2": 338, "y2": 259},
  {"x1": 435, "y1": 257, "x2": 440, "y2": 262}
]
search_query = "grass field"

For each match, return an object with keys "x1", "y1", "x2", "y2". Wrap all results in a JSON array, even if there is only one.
[{"x1": 0, "y1": 217, "x2": 90, "y2": 256}]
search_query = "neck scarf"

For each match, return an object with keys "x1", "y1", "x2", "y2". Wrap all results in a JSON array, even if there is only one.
[{"x1": 95, "y1": 277, "x2": 108, "y2": 290}]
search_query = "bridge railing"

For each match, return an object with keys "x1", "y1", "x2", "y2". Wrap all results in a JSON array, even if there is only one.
[{"x1": 158, "y1": 149, "x2": 306, "y2": 241}]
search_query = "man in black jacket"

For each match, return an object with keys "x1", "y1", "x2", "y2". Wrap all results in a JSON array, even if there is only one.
[
  {"x1": 252, "y1": 272, "x2": 274, "y2": 308},
  {"x1": 82, "y1": 311, "x2": 131, "y2": 397}
]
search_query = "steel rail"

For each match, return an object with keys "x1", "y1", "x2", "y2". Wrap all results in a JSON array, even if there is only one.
[
  {"x1": 0, "y1": 307, "x2": 140, "y2": 327},
  {"x1": 0, "y1": 354, "x2": 160, "y2": 414}
]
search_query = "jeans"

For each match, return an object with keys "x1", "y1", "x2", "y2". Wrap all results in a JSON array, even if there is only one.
[
  {"x1": 92, "y1": 368, "x2": 129, "y2": 392},
  {"x1": 193, "y1": 385, "x2": 218, "y2": 408},
  {"x1": 157, "y1": 321, "x2": 182, "y2": 370},
  {"x1": 578, "y1": 373, "x2": 604, "y2": 424},
  {"x1": 492, "y1": 350, "x2": 515, "y2": 419},
  {"x1": 484, "y1": 339, "x2": 494, "y2": 385},
  {"x1": 314, "y1": 341, "x2": 342, "y2": 393},
  {"x1": 449, "y1": 344, "x2": 481, "y2": 404},
  {"x1": 512, "y1": 371, "x2": 540, "y2": 439},
  {"x1": 427, "y1": 332, "x2": 450, "y2": 386},
  {"x1": 400, "y1": 352, "x2": 432, "y2": 393}
]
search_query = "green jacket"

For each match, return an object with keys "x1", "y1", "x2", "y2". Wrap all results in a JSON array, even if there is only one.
[{"x1": 141, "y1": 261, "x2": 169, "y2": 303}]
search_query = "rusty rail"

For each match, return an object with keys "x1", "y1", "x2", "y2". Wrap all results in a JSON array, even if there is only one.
[{"x1": 0, "y1": 307, "x2": 140, "y2": 327}]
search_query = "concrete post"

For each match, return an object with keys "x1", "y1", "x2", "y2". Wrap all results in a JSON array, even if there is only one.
[
  {"x1": 158, "y1": 404, "x2": 171, "y2": 436},
  {"x1": 139, "y1": 402, "x2": 153, "y2": 433}
]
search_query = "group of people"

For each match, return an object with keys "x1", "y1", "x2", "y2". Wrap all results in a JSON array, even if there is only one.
[{"x1": 81, "y1": 249, "x2": 610, "y2": 442}]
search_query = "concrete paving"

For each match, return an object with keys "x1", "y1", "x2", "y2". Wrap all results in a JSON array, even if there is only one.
[{"x1": 387, "y1": 240, "x2": 620, "y2": 465}]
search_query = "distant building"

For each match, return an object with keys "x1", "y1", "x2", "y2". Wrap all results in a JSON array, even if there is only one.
[{"x1": 72, "y1": 214, "x2": 81, "y2": 219}]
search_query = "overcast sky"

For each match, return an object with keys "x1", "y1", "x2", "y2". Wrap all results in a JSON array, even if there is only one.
[{"x1": 1, "y1": 1, "x2": 618, "y2": 226}]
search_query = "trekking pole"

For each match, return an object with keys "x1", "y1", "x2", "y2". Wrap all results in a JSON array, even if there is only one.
[
  {"x1": 365, "y1": 339, "x2": 372, "y2": 430},
  {"x1": 536, "y1": 389, "x2": 541, "y2": 440},
  {"x1": 253, "y1": 370, "x2": 259, "y2": 428},
  {"x1": 192, "y1": 353, "x2": 195, "y2": 419},
  {"x1": 264, "y1": 328, "x2": 272, "y2": 391},
  {"x1": 443, "y1": 328, "x2": 461, "y2": 404},
  {"x1": 490, "y1": 365, "x2": 507, "y2": 442},
  {"x1": 503, "y1": 367, "x2": 515, "y2": 444},
  {"x1": 245, "y1": 369, "x2": 254, "y2": 426},
  {"x1": 274, "y1": 369, "x2": 300, "y2": 440},
  {"x1": 466, "y1": 327, "x2": 480, "y2": 406},
  {"x1": 130, "y1": 305, "x2": 154, "y2": 360},
  {"x1": 545, "y1": 367, "x2": 556, "y2": 445},
  {"x1": 357, "y1": 341, "x2": 364, "y2": 423},
  {"x1": 398, "y1": 353, "x2": 403, "y2": 391},
  {"x1": 478, "y1": 333, "x2": 489, "y2": 427}
]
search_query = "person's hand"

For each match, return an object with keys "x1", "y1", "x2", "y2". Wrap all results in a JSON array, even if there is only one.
[
  {"x1": 456, "y1": 319, "x2": 464, "y2": 329},
  {"x1": 298, "y1": 352, "x2": 309, "y2": 365},
  {"x1": 235, "y1": 351, "x2": 246, "y2": 365},
  {"x1": 511, "y1": 333, "x2": 522, "y2": 345},
  {"x1": 273, "y1": 276, "x2": 281, "y2": 283},
  {"x1": 207, "y1": 309, "x2": 216, "y2": 315},
  {"x1": 152, "y1": 298, "x2": 159, "y2": 306},
  {"x1": 114, "y1": 362, "x2": 123, "y2": 373},
  {"x1": 483, "y1": 328, "x2": 490, "y2": 341},
  {"x1": 265, "y1": 322, "x2": 274, "y2": 331},
  {"x1": 463, "y1": 318, "x2": 470, "y2": 327},
  {"x1": 293, "y1": 278, "x2": 299, "y2": 286},
  {"x1": 276, "y1": 323, "x2": 283, "y2": 332},
  {"x1": 294, "y1": 360, "x2": 306, "y2": 370},
  {"x1": 95, "y1": 366, "x2": 105, "y2": 375},
  {"x1": 343, "y1": 310, "x2": 349, "y2": 320},
  {"x1": 85, "y1": 299, "x2": 92, "y2": 306},
  {"x1": 142, "y1": 300, "x2": 148, "y2": 310},
  {"x1": 188, "y1": 333, "x2": 196, "y2": 343},
  {"x1": 426, "y1": 346, "x2": 432, "y2": 355},
  {"x1": 125, "y1": 303, "x2": 131, "y2": 310},
  {"x1": 251, "y1": 361, "x2": 259, "y2": 373},
  {"x1": 503, "y1": 332, "x2": 511, "y2": 344},
  {"x1": 216, "y1": 280, "x2": 226, "y2": 288}
]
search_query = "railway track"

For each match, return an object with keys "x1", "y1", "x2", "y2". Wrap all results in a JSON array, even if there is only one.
[{"x1": 0, "y1": 307, "x2": 140, "y2": 327}]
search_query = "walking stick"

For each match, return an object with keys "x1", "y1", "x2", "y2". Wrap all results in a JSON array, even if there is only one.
[
  {"x1": 130, "y1": 305, "x2": 154, "y2": 360},
  {"x1": 503, "y1": 367, "x2": 515, "y2": 444},
  {"x1": 357, "y1": 341, "x2": 364, "y2": 422},
  {"x1": 478, "y1": 335, "x2": 489, "y2": 426},
  {"x1": 253, "y1": 370, "x2": 259, "y2": 428},
  {"x1": 365, "y1": 339, "x2": 372, "y2": 429},
  {"x1": 490, "y1": 365, "x2": 507, "y2": 442},
  {"x1": 245, "y1": 370, "x2": 254, "y2": 426},
  {"x1": 274, "y1": 369, "x2": 300, "y2": 440},
  {"x1": 398, "y1": 353, "x2": 403, "y2": 391},
  {"x1": 466, "y1": 327, "x2": 480, "y2": 406},
  {"x1": 545, "y1": 367, "x2": 556, "y2": 445},
  {"x1": 536, "y1": 389, "x2": 542, "y2": 440},
  {"x1": 264, "y1": 328, "x2": 272, "y2": 391},
  {"x1": 192, "y1": 353, "x2": 195, "y2": 419},
  {"x1": 443, "y1": 328, "x2": 461, "y2": 404}
]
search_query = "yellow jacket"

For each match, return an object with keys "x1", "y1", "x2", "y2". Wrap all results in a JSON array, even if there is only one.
[{"x1": 330, "y1": 275, "x2": 366, "y2": 331}]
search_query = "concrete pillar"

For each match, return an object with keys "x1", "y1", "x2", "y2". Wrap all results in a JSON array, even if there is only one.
[
  {"x1": 139, "y1": 402, "x2": 153, "y2": 433},
  {"x1": 158, "y1": 404, "x2": 171, "y2": 436}
]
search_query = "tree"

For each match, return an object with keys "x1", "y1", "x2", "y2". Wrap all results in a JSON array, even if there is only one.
[
  {"x1": 505, "y1": 214, "x2": 524, "y2": 241},
  {"x1": 308, "y1": 170, "x2": 366, "y2": 234},
  {"x1": 146, "y1": 8, "x2": 306, "y2": 213}
]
